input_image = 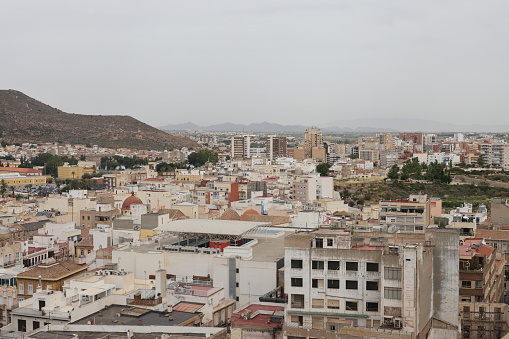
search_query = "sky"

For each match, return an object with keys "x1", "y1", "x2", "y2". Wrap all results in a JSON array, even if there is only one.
[{"x1": 1, "y1": 1, "x2": 508, "y2": 127}]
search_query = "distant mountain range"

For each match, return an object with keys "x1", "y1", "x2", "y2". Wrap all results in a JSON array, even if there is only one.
[
  {"x1": 160, "y1": 118, "x2": 509, "y2": 133},
  {"x1": 0, "y1": 90, "x2": 199, "y2": 150}
]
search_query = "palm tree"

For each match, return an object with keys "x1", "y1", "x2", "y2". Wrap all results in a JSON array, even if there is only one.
[
  {"x1": 10, "y1": 185, "x2": 15, "y2": 198},
  {"x1": 25, "y1": 184, "x2": 33, "y2": 200},
  {"x1": 0, "y1": 179, "x2": 7, "y2": 198}
]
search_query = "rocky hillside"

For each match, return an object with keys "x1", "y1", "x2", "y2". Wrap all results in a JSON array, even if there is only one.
[{"x1": 0, "y1": 90, "x2": 199, "y2": 150}]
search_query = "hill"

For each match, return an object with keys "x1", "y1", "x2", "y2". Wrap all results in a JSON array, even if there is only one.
[{"x1": 0, "y1": 90, "x2": 199, "y2": 150}]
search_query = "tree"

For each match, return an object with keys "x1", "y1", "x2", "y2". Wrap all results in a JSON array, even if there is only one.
[
  {"x1": 477, "y1": 155, "x2": 485, "y2": 167},
  {"x1": 187, "y1": 149, "x2": 218, "y2": 167},
  {"x1": 0, "y1": 179, "x2": 6, "y2": 198},
  {"x1": 387, "y1": 164, "x2": 400, "y2": 180},
  {"x1": 25, "y1": 184, "x2": 33, "y2": 200},
  {"x1": 316, "y1": 163, "x2": 330, "y2": 176}
]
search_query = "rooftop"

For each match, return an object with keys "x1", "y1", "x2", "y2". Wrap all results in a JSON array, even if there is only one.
[
  {"x1": 72, "y1": 304, "x2": 201, "y2": 326},
  {"x1": 155, "y1": 219, "x2": 268, "y2": 237}
]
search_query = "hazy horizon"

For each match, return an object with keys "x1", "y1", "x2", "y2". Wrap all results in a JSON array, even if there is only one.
[{"x1": 1, "y1": 1, "x2": 508, "y2": 127}]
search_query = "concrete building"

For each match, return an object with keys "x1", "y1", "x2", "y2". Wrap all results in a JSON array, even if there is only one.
[
  {"x1": 266, "y1": 136, "x2": 287, "y2": 161},
  {"x1": 379, "y1": 194, "x2": 441, "y2": 232},
  {"x1": 283, "y1": 228, "x2": 460, "y2": 338},
  {"x1": 291, "y1": 175, "x2": 334, "y2": 205},
  {"x1": 303, "y1": 128, "x2": 324, "y2": 159},
  {"x1": 459, "y1": 239, "x2": 505, "y2": 304},
  {"x1": 491, "y1": 199, "x2": 509, "y2": 227},
  {"x1": 232, "y1": 135, "x2": 252, "y2": 160},
  {"x1": 57, "y1": 166, "x2": 95, "y2": 179},
  {"x1": 480, "y1": 143, "x2": 509, "y2": 170}
]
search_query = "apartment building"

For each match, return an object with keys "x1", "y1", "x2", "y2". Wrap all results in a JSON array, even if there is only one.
[
  {"x1": 284, "y1": 228, "x2": 460, "y2": 338},
  {"x1": 399, "y1": 133, "x2": 424, "y2": 153},
  {"x1": 232, "y1": 135, "x2": 252, "y2": 159},
  {"x1": 480, "y1": 143, "x2": 509, "y2": 170},
  {"x1": 379, "y1": 194, "x2": 441, "y2": 232},
  {"x1": 292, "y1": 175, "x2": 334, "y2": 205},
  {"x1": 266, "y1": 135, "x2": 287, "y2": 161},
  {"x1": 459, "y1": 239, "x2": 505, "y2": 304}
]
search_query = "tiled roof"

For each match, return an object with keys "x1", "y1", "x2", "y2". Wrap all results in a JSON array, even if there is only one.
[
  {"x1": 18, "y1": 261, "x2": 87, "y2": 279},
  {"x1": 157, "y1": 209, "x2": 187, "y2": 220},
  {"x1": 219, "y1": 209, "x2": 241, "y2": 221},
  {"x1": 173, "y1": 301, "x2": 204, "y2": 313},
  {"x1": 243, "y1": 214, "x2": 289, "y2": 226}
]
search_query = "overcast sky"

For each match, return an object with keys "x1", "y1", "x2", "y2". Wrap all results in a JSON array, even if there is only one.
[{"x1": 1, "y1": 1, "x2": 508, "y2": 127}]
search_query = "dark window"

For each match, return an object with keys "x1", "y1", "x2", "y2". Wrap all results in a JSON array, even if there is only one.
[
  {"x1": 312, "y1": 260, "x2": 324, "y2": 269},
  {"x1": 236, "y1": 268, "x2": 239, "y2": 273},
  {"x1": 291, "y1": 278, "x2": 303, "y2": 287},
  {"x1": 366, "y1": 302, "x2": 379, "y2": 312},
  {"x1": 327, "y1": 279, "x2": 340, "y2": 289},
  {"x1": 328, "y1": 261, "x2": 340, "y2": 270},
  {"x1": 366, "y1": 281, "x2": 379, "y2": 291},
  {"x1": 366, "y1": 262, "x2": 379, "y2": 272},
  {"x1": 346, "y1": 301, "x2": 358, "y2": 311},
  {"x1": 346, "y1": 280, "x2": 358, "y2": 290},
  {"x1": 327, "y1": 238, "x2": 333, "y2": 246},
  {"x1": 312, "y1": 279, "x2": 318, "y2": 288},
  {"x1": 236, "y1": 297, "x2": 239, "y2": 301},
  {"x1": 315, "y1": 238, "x2": 324, "y2": 248},
  {"x1": 236, "y1": 282, "x2": 239, "y2": 287},
  {"x1": 33, "y1": 321, "x2": 40, "y2": 330},
  {"x1": 18, "y1": 319, "x2": 26, "y2": 332},
  {"x1": 291, "y1": 259, "x2": 303, "y2": 269},
  {"x1": 346, "y1": 262, "x2": 358, "y2": 271}
]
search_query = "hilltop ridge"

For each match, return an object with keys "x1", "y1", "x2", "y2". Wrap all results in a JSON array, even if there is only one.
[{"x1": 0, "y1": 90, "x2": 198, "y2": 150}]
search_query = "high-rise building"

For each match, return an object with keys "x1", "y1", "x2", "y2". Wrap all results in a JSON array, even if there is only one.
[
  {"x1": 480, "y1": 143, "x2": 509, "y2": 170},
  {"x1": 231, "y1": 135, "x2": 251, "y2": 159},
  {"x1": 399, "y1": 133, "x2": 424, "y2": 153},
  {"x1": 266, "y1": 135, "x2": 287, "y2": 160},
  {"x1": 303, "y1": 128, "x2": 324, "y2": 159}
]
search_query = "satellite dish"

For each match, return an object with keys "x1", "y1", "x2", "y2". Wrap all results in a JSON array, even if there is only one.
[{"x1": 387, "y1": 225, "x2": 397, "y2": 233}]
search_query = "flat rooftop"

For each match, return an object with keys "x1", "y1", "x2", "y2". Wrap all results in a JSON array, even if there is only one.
[
  {"x1": 155, "y1": 219, "x2": 269, "y2": 236},
  {"x1": 72, "y1": 305, "x2": 200, "y2": 327}
]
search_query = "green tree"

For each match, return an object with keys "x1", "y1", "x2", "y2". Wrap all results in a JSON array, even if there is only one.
[
  {"x1": 188, "y1": 149, "x2": 218, "y2": 167},
  {"x1": 316, "y1": 163, "x2": 330, "y2": 176},
  {"x1": 387, "y1": 164, "x2": 400, "y2": 180},
  {"x1": 477, "y1": 155, "x2": 485, "y2": 167},
  {"x1": 0, "y1": 179, "x2": 6, "y2": 198}
]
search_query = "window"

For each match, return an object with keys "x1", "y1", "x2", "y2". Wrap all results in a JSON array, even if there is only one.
[
  {"x1": 312, "y1": 260, "x2": 324, "y2": 270},
  {"x1": 462, "y1": 281, "x2": 472, "y2": 288},
  {"x1": 33, "y1": 321, "x2": 40, "y2": 330},
  {"x1": 366, "y1": 281, "x2": 379, "y2": 291},
  {"x1": 312, "y1": 279, "x2": 324, "y2": 288},
  {"x1": 366, "y1": 302, "x2": 379, "y2": 312},
  {"x1": 327, "y1": 238, "x2": 333, "y2": 246},
  {"x1": 19, "y1": 283, "x2": 24, "y2": 294},
  {"x1": 384, "y1": 287, "x2": 402, "y2": 300},
  {"x1": 291, "y1": 278, "x2": 303, "y2": 287},
  {"x1": 312, "y1": 316, "x2": 324, "y2": 329},
  {"x1": 290, "y1": 315, "x2": 303, "y2": 326},
  {"x1": 291, "y1": 259, "x2": 303, "y2": 269},
  {"x1": 346, "y1": 301, "x2": 358, "y2": 311},
  {"x1": 28, "y1": 283, "x2": 33, "y2": 294},
  {"x1": 236, "y1": 282, "x2": 239, "y2": 287},
  {"x1": 366, "y1": 262, "x2": 379, "y2": 272},
  {"x1": 312, "y1": 298, "x2": 324, "y2": 308},
  {"x1": 327, "y1": 279, "x2": 340, "y2": 289},
  {"x1": 346, "y1": 262, "x2": 358, "y2": 271},
  {"x1": 475, "y1": 280, "x2": 482, "y2": 289},
  {"x1": 315, "y1": 238, "x2": 324, "y2": 248},
  {"x1": 346, "y1": 280, "x2": 358, "y2": 290},
  {"x1": 236, "y1": 268, "x2": 239, "y2": 273},
  {"x1": 328, "y1": 261, "x2": 340, "y2": 270},
  {"x1": 328, "y1": 299, "x2": 340, "y2": 309},
  {"x1": 384, "y1": 267, "x2": 401, "y2": 280},
  {"x1": 291, "y1": 294, "x2": 305, "y2": 309}
]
